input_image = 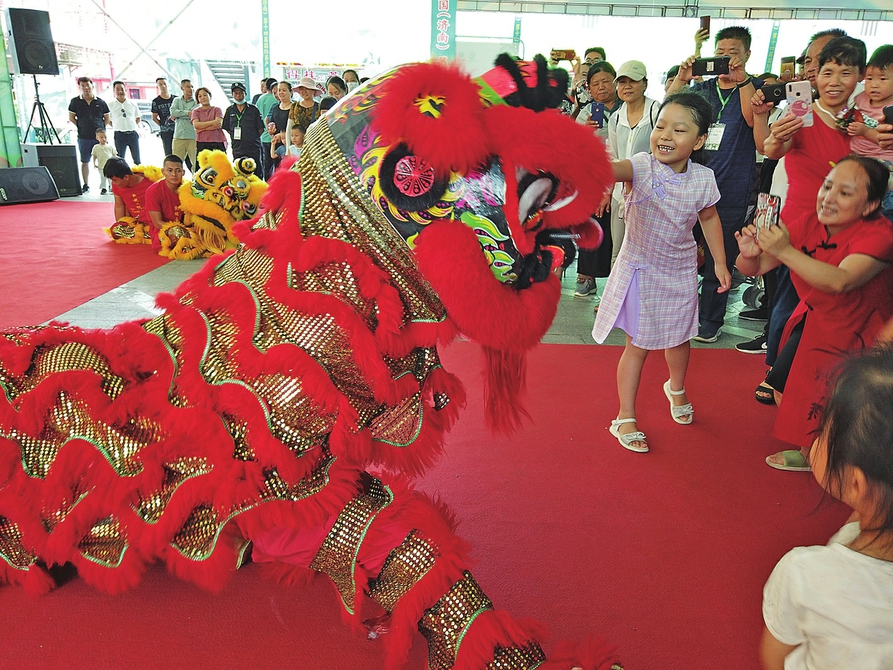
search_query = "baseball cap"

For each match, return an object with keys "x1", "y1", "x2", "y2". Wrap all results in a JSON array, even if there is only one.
[
  {"x1": 231, "y1": 82, "x2": 247, "y2": 93},
  {"x1": 614, "y1": 60, "x2": 648, "y2": 82}
]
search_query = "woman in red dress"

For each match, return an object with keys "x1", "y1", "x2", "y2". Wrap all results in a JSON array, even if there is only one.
[{"x1": 735, "y1": 155, "x2": 893, "y2": 471}]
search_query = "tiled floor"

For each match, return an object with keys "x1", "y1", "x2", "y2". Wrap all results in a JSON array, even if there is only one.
[{"x1": 52, "y1": 201, "x2": 766, "y2": 351}]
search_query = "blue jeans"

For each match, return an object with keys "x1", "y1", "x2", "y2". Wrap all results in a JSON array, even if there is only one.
[
  {"x1": 114, "y1": 130, "x2": 141, "y2": 165},
  {"x1": 699, "y1": 205, "x2": 748, "y2": 334}
]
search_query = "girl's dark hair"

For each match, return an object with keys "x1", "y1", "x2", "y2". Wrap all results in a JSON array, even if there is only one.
[
  {"x1": 818, "y1": 36, "x2": 867, "y2": 72},
  {"x1": 819, "y1": 345, "x2": 893, "y2": 538},
  {"x1": 326, "y1": 75, "x2": 347, "y2": 94},
  {"x1": 319, "y1": 95, "x2": 337, "y2": 112},
  {"x1": 587, "y1": 61, "x2": 616, "y2": 83},
  {"x1": 868, "y1": 44, "x2": 893, "y2": 71},
  {"x1": 658, "y1": 92, "x2": 715, "y2": 164},
  {"x1": 835, "y1": 154, "x2": 889, "y2": 218}
]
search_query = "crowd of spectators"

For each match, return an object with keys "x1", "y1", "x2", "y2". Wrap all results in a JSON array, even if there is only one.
[{"x1": 67, "y1": 70, "x2": 366, "y2": 187}]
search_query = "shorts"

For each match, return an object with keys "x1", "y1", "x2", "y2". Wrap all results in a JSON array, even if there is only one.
[{"x1": 78, "y1": 137, "x2": 98, "y2": 163}]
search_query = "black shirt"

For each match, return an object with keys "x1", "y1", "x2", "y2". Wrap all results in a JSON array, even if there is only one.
[
  {"x1": 222, "y1": 102, "x2": 265, "y2": 154},
  {"x1": 151, "y1": 94, "x2": 175, "y2": 133},
  {"x1": 267, "y1": 104, "x2": 291, "y2": 139},
  {"x1": 68, "y1": 96, "x2": 110, "y2": 139}
]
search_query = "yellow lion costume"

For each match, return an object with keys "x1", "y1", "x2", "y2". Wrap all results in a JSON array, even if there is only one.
[{"x1": 107, "y1": 151, "x2": 267, "y2": 261}]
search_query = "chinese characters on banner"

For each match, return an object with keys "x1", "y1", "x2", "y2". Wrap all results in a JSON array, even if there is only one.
[
  {"x1": 261, "y1": 0, "x2": 270, "y2": 77},
  {"x1": 430, "y1": 0, "x2": 456, "y2": 64}
]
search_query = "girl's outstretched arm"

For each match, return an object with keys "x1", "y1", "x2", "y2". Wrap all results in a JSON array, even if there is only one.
[
  {"x1": 697, "y1": 205, "x2": 732, "y2": 292},
  {"x1": 759, "y1": 626, "x2": 797, "y2": 670},
  {"x1": 611, "y1": 159, "x2": 633, "y2": 183}
]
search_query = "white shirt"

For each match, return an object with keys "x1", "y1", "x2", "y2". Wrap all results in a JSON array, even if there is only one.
[
  {"x1": 608, "y1": 96, "x2": 660, "y2": 204},
  {"x1": 762, "y1": 522, "x2": 893, "y2": 669},
  {"x1": 107, "y1": 98, "x2": 140, "y2": 133}
]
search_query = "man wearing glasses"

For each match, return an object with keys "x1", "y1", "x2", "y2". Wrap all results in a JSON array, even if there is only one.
[{"x1": 108, "y1": 80, "x2": 142, "y2": 165}]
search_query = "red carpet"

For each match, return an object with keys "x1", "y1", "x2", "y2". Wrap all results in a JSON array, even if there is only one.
[
  {"x1": 0, "y1": 201, "x2": 169, "y2": 328},
  {"x1": 0, "y1": 342, "x2": 847, "y2": 669}
]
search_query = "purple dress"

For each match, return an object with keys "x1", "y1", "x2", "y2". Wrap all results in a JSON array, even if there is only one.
[{"x1": 592, "y1": 152, "x2": 720, "y2": 350}]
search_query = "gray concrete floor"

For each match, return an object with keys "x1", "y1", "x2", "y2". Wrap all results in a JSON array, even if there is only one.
[{"x1": 51, "y1": 226, "x2": 766, "y2": 351}]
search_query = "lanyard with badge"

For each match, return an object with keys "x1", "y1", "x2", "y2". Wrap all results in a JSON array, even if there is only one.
[
  {"x1": 705, "y1": 80, "x2": 734, "y2": 151},
  {"x1": 233, "y1": 108, "x2": 244, "y2": 140}
]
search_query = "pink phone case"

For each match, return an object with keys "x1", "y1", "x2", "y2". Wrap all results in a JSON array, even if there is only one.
[{"x1": 786, "y1": 81, "x2": 813, "y2": 127}]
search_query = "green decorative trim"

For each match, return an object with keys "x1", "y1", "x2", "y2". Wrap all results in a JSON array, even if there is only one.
[{"x1": 455, "y1": 606, "x2": 489, "y2": 658}]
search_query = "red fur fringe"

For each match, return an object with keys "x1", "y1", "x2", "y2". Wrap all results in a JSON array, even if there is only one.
[
  {"x1": 539, "y1": 636, "x2": 623, "y2": 670},
  {"x1": 482, "y1": 346, "x2": 531, "y2": 435},
  {"x1": 371, "y1": 62, "x2": 489, "y2": 177}
]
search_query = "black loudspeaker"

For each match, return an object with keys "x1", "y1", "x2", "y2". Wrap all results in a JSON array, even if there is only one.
[
  {"x1": 23, "y1": 144, "x2": 81, "y2": 197},
  {"x1": 0, "y1": 167, "x2": 60, "y2": 205},
  {"x1": 6, "y1": 8, "x2": 59, "y2": 76}
]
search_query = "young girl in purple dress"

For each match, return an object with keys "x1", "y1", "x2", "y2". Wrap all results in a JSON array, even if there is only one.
[{"x1": 593, "y1": 92, "x2": 732, "y2": 453}]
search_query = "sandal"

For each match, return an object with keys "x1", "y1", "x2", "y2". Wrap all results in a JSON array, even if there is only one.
[
  {"x1": 663, "y1": 380, "x2": 693, "y2": 425},
  {"x1": 766, "y1": 449, "x2": 811, "y2": 472},
  {"x1": 755, "y1": 370, "x2": 775, "y2": 405},
  {"x1": 609, "y1": 418, "x2": 648, "y2": 453}
]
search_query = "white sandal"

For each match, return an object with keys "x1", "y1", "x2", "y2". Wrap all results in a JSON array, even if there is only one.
[
  {"x1": 609, "y1": 418, "x2": 648, "y2": 453},
  {"x1": 663, "y1": 380, "x2": 693, "y2": 425}
]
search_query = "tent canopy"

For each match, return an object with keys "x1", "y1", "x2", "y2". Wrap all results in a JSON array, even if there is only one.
[{"x1": 456, "y1": 0, "x2": 892, "y2": 21}]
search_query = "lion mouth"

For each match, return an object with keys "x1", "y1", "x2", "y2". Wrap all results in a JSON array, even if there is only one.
[{"x1": 516, "y1": 168, "x2": 579, "y2": 233}]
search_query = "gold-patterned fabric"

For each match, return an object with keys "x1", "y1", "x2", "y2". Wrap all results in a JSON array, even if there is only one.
[
  {"x1": 309, "y1": 477, "x2": 393, "y2": 614},
  {"x1": 419, "y1": 571, "x2": 494, "y2": 670},
  {"x1": 369, "y1": 530, "x2": 439, "y2": 612}
]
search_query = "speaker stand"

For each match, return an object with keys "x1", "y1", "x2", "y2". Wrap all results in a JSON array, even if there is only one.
[{"x1": 25, "y1": 75, "x2": 61, "y2": 144}]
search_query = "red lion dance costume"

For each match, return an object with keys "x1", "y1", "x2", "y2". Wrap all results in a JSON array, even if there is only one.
[{"x1": 0, "y1": 55, "x2": 617, "y2": 669}]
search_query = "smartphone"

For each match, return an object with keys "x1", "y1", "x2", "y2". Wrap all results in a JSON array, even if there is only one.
[
  {"x1": 551, "y1": 49, "x2": 576, "y2": 61},
  {"x1": 779, "y1": 56, "x2": 796, "y2": 79},
  {"x1": 754, "y1": 193, "x2": 781, "y2": 234},
  {"x1": 691, "y1": 56, "x2": 730, "y2": 77},
  {"x1": 786, "y1": 80, "x2": 813, "y2": 128},
  {"x1": 762, "y1": 83, "x2": 786, "y2": 104},
  {"x1": 699, "y1": 16, "x2": 710, "y2": 35},
  {"x1": 589, "y1": 101, "x2": 605, "y2": 128},
  {"x1": 884, "y1": 105, "x2": 893, "y2": 125}
]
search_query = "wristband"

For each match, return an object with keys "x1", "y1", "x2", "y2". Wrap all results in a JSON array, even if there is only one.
[{"x1": 737, "y1": 77, "x2": 753, "y2": 89}]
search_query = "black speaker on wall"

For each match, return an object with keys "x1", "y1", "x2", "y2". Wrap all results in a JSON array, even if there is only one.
[
  {"x1": 0, "y1": 167, "x2": 60, "y2": 205},
  {"x1": 6, "y1": 8, "x2": 59, "y2": 76}
]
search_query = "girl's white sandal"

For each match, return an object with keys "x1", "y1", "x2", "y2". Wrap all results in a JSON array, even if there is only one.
[
  {"x1": 663, "y1": 380, "x2": 693, "y2": 425},
  {"x1": 610, "y1": 418, "x2": 648, "y2": 453}
]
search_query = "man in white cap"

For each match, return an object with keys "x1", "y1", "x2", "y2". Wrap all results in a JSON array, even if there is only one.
[{"x1": 223, "y1": 82, "x2": 265, "y2": 174}]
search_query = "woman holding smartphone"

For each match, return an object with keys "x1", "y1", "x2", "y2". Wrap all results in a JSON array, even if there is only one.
[
  {"x1": 749, "y1": 36, "x2": 870, "y2": 471},
  {"x1": 607, "y1": 60, "x2": 661, "y2": 267},
  {"x1": 573, "y1": 61, "x2": 622, "y2": 301}
]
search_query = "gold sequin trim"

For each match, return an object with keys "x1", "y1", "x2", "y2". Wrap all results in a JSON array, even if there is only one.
[
  {"x1": 5, "y1": 391, "x2": 161, "y2": 478},
  {"x1": 300, "y1": 119, "x2": 446, "y2": 325},
  {"x1": 486, "y1": 643, "x2": 547, "y2": 670},
  {"x1": 78, "y1": 516, "x2": 127, "y2": 567},
  {"x1": 0, "y1": 516, "x2": 36, "y2": 570},
  {"x1": 2, "y1": 341, "x2": 125, "y2": 402},
  {"x1": 419, "y1": 571, "x2": 494, "y2": 670},
  {"x1": 133, "y1": 457, "x2": 213, "y2": 524},
  {"x1": 369, "y1": 530, "x2": 439, "y2": 612},
  {"x1": 170, "y1": 504, "x2": 218, "y2": 561},
  {"x1": 309, "y1": 476, "x2": 393, "y2": 614},
  {"x1": 368, "y1": 390, "x2": 423, "y2": 447}
]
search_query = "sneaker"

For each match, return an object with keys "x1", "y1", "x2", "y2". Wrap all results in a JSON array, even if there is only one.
[
  {"x1": 574, "y1": 277, "x2": 597, "y2": 297},
  {"x1": 735, "y1": 333, "x2": 768, "y2": 354},
  {"x1": 81, "y1": 184, "x2": 89, "y2": 193},
  {"x1": 100, "y1": 188, "x2": 108, "y2": 195},
  {"x1": 738, "y1": 307, "x2": 767, "y2": 321},
  {"x1": 692, "y1": 326, "x2": 722, "y2": 343}
]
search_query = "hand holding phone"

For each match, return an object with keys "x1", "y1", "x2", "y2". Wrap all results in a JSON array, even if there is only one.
[
  {"x1": 691, "y1": 57, "x2": 730, "y2": 77},
  {"x1": 785, "y1": 81, "x2": 813, "y2": 128},
  {"x1": 589, "y1": 101, "x2": 605, "y2": 129},
  {"x1": 698, "y1": 16, "x2": 710, "y2": 39},
  {"x1": 761, "y1": 83, "x2": 786, "y2": 105}
]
